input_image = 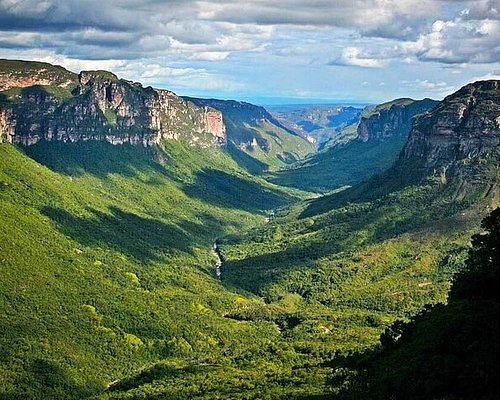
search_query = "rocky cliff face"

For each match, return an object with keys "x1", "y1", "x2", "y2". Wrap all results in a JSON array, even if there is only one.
[
  {"x1": 357, "y1": 98, "x2": 438, "y2": 142},
  {"x1": 0, "y1": 59, "x2": 77, "y2": 91},
  {"x1": 396, "y1": 80, "x2": 500, "y2": 183},
  {"x1": 0, "y1": 60, "x2": 225, "y2": 147},
  {"x1": 185, "y1": 97, "x2": 297, "y2": 148}
]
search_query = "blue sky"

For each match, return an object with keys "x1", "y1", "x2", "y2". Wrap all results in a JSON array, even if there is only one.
[{"x1": 0, "y1": 0, "x2": 499, "y2": 104}]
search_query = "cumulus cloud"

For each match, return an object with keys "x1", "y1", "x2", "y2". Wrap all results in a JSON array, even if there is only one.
[
  {"x1": 404, "y1": 17, "x2": 500, "y2": 64},
  {"x1": 0, "y1": 0, "x2": 497, "y2": 66},
  {"x1": 330, "y1": 47, "x2": 388, "y2": 68},
  {"x1": 196, "y1": 0, "x2": 442, "y2": 38},
  {"x1": 0, "y1": 0, "x2": 458, "y2": 61},
  {"x1": 0, "y1": 0, "x2": 274, "y2": 61},
  {"x1": 401, "y1": 78, "x2": 455, "y2": 92},
  {"x1": 461, "y1": 0, "x2": 500, "y2": 20},
  {"x1": 0, "y1": 0, "x2": 499, "y2": 101},
  {"x1": 118, "y1": 62, "x2": 246, "y2": 92}
]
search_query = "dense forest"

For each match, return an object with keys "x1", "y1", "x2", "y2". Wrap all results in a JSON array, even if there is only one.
[{"x1": 0, "y1": 60, "x2": 499, "y2": 399}]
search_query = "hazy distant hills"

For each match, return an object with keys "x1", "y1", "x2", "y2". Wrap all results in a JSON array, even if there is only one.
[
  {"x1": 0, "y1": 58, "x2": 499, "y2": 400},
  {"x1": 267, "y1": 104, "x2": 364, "y2": 148},
  {"x1": 267, "y1": 98, "x2": 439, "y2": 193}
]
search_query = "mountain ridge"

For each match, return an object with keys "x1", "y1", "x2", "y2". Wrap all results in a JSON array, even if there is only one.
[{"x1": 0, "y1": 60, "x2": 226, "y2": 147}]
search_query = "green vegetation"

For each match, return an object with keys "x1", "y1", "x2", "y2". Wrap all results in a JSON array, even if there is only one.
[
  {"x1": 0, "y1": 59, "x2": 78, "y2": 87},
  {"x1": 335, "y1": 208, "x2": 500, "y2": 400},
  {"x1": 185, "y1": 97, "x2": 315, "y2": 172},
  {"x1": 0, "y1": 141, "x2": 306, "y2": 399},
  {"x1": 102, "y1": 161, "x2": 495, "y2": 398},
  {"x1": 0, "y1": 63, "x2": 497, "y2": 400},
  {"x1": 0, "y1": 134, "x2": 497, "y2": 399},
  {"x1": 265, "y1": 98, "x2": 437, "y2": 193},
  {"x1": 360, "y1": 98, "x2": 415, "y2": 118},
  {"x1": 266, "y1": 135, "x2": 408, "y2": 193}
]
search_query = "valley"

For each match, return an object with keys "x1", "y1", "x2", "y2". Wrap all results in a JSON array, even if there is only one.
[{"x1": 0, "y1": 60, "x2": 499, "y2": 400}]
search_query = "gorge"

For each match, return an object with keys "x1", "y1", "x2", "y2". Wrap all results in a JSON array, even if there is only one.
[{"x1": 0, "y1": 59, "x2": 499, "y2": 400}]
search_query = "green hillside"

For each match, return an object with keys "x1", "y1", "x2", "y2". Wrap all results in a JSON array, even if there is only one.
[
  {"x1": 335, "y1": 208, "x2": 500, "y2": 400},
  {"x1": 5, "y1": 138, "x2": 492, "y2": 400},
  {"x1": 266, "y1": 98, "x2": 438, "y2": 193},
  {"x1": 0, "y1": 141, "x2": 307, "y2": 399},
  {"x1": 0, "y1": 70, "x2": 498, "y2": 400},
  {"x1": 108, "y1": 152, "x2": 498, "y2": 398},
  {"x1": 266, "y1": 133, "x2": 407, "y2": 193},
  {"x1": 185, "y1": 97, "x2": 315, "y2": 173}
]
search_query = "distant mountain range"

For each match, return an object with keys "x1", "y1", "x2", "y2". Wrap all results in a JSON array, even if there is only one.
[{"x1": 0, "y1": 59, "x2": 499, "y2": 400}]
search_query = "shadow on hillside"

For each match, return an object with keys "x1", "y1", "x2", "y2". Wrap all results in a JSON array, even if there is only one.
[
  {"x1": 182, "y1": 168, "x2": 293, "y2": 213},
  {"x1": 23, "y1": 141, "x2": 166, "y2": 179},
  {"x1": 222, "y1": 186, "x2": 478, "y2": 295},
  {"x1": 222, "y1": 240, "x2": 339, "y2": 295},
  {"x1": 42, "y1": 206, "x2": 196, "y2": 261},
  {"x1": 225, "y1": 140, "x2": 269, "y2": 175}
]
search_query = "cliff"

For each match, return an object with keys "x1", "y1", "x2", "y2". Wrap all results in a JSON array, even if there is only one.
[
  {"x1": 185, "y1": 97, "x2": 298, "y2": 147},
  {"x1": 0, "y1": 59, "x2": 77, "y2": 91},
  {"x1": 357, "y1": 98, "x2": 438, "y2": 142},
  {"x1": 396, "y1": 80, "x2": 500, "y2": 183},
  {"x1": 0, "y1": 60, "x2": 225, "y2": 147},
  {"x1": 185, "y1": 97, "x2": 314, "y2": 171}
]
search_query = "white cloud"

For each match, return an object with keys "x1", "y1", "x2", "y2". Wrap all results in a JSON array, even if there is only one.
[
  {"x1": 189, "y1": 52, "x2": 230, "y2": 61},
  {"x1": 472, "y1": 71, "x2": 500, "y2": 81},
  {"x1": 332, "y1": 47, "x2": 387, "y2": 68},
  {"x1": 400, "y1": 78, "x2": 456, "y2": 96},
  {"x1": 403, "y1": 17, "x2": 500, "y2": 64}
]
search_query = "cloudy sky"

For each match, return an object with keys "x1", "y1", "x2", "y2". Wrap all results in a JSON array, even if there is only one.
[{"x1": 0, "y1": 0, "x2": 499, "y2": 104}]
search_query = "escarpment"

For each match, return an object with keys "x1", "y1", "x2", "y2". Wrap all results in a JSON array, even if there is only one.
[
  {"x1": 396, "y1": 80, "x2": 500, "y2": 183},
  {"x1": 0, "y1": 60, "x2": 226, "y2": 147}
]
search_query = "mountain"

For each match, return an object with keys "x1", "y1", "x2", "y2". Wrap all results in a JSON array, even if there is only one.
[
  {"x1": 0, "y1": 137, "x2": 309, "y2": 400},
  {"x1": 357, "y1": 98, "x2": 438, "y2": 142},
  {"x1": 0, "y1": 60, "x2": 316, "y2": 400},
  {"x1": 267, "y1": 98, "x2": 438, "y2": 193},
  {"x1": 396, "y1": 80, "x2": 500, "y2": 184},
  {"x1": 0, "y1": 59, "x2": 225, "y2": 147},
  {"x1": 207, "y1": 81, "x2": 498, "y2": 399},
  {"x1": 1, "y1": 59, "x2": 499, "y2": 400},
  {"x1": 267, "y1": 104, "x2": 363, "y2": 148},
  {"x1": 185, "y1": 97, "x2": 315, "y2": 173},
  {"x1": 306, "y1": 80, "x2": 500, "y2": 214}
]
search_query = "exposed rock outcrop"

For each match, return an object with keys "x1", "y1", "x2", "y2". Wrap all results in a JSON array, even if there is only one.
[
  {"x1": 357, "y1": 98, "x2": 438, "y2": 142},
  {"x1": 396, "y1": 80, "x2": 500, "y2": 183},
  {"x1": 184, "y1": 97, "x2": 297, "y2": 149},
  {"x1": 0, "y1": 60, "x2": 226, "y2": 147},
  {"x1": 0, "y1": 59, "x2": 77, "y2": 91}
]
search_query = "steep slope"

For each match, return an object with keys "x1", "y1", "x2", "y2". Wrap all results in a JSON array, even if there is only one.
[
  {"x1": 267, "y1": 98, "x2": 438, "y2": 193},
  {"x1": 0, "y1": 60, "x2": 225, "y2": 147},
  {"x1": 185, "y1": 97, "x2": 315, "y2": 173},
  {"x1": 112, "y1": 81, "x2": 498, "y2": 399},
  {"x1": 306, "y1": 80, "x2": 500, "y2": 215},
  {"x1": 205, "y1": 81, "x2": 499, "y2": 398},
  {"x1": 0, "y1": 139, "x2": 305, "y2": 400},
  {"x1": 0, "y1": 59, "x2": 335, "y2": 400},
  {"x1": 396, "y1": 80, "x2": 500, "y2": 183},
  {"x1": 337, "y1": 208, "x2": 500, "y2": 400}
]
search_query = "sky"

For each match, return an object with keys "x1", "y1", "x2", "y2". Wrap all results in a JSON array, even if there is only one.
[{"x1": 0, "y1": 0, "x2": 499, "y2": 104}]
